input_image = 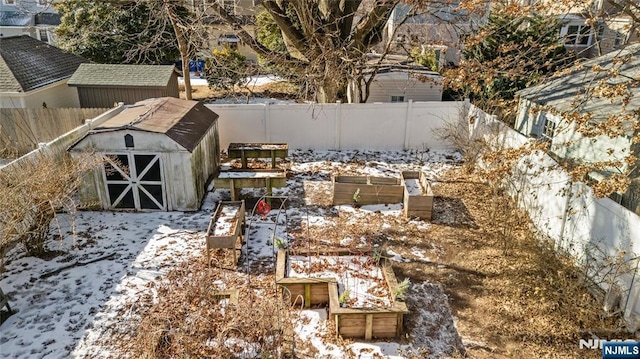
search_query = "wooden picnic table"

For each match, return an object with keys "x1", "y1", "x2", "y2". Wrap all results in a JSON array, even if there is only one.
[{"x1": 227, "y1": 143, "x2": 288, "y2": 168}]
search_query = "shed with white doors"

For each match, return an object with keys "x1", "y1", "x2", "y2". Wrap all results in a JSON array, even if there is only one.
[{"x1": 68, "y1": 97, "x2": 220, "y2": 211}]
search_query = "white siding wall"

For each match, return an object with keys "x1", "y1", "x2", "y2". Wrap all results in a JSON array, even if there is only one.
[
  {"x1": 366, "y1": 72, "x2": 443, "y2": 103},
  {"x1": 0, "y1": 81, "x2": 80, "y2": 108},
  {"x1": 515, "y1": 99, "x2": 633, "y2": 172},
  {"x1": 551, "y1": 120, "x2": 633, "y2": 172}
]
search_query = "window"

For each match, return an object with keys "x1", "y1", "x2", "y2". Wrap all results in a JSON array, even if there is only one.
[
  {"x1": 221, "y1": 0, "x2": 235, "y2": 14},
  {"x1": 541, "y1": 119, "x2": 556, "y2": 142},
  {"x1": 38, "y1": 29, "x2": 49, "y2": 43},
  {"x1": 124, "y1": 134, "x2": 134, "y2": 148},
  {"x1": 563, "y1": 24, "x2": 592, "y2": 47},
  {"x1": 218, "y1": 34, "x2": 240, "y2": 49},
  {"x1": 391, "y1": 95, "x2": 405, "y2": 103}
]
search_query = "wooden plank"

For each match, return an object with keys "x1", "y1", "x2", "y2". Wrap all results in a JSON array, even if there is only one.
[
  {"x1": 304, "y1": 284, "x2": 311, "y2": 308},
  {"x1": 365, "y1": 314, "x2": 373, "y2": 340},
  {"x1": 333, "y1": 181, "x2": 404, "y2": 205},
  {"x1": 276, "y1": 277, "x2": 336, "y2": 284},
  {"x1": 371, "y1": 313, "x2": 399, "y2": 320},
  {"x1": 275, "y1": 249, "x2": 286, "y2": 280},
  {"x1": 338, "y1": 316, "x2": 366, "y2": 327},
  {"x1": 215, "y1": 176, "x2": 287, "y2": 189},
  {"x1": 340, "y1": 327, "x2": 366, "y2": 337},
  {"x1": 372, "y1": 321, "x2": 398, "y2": 330}
]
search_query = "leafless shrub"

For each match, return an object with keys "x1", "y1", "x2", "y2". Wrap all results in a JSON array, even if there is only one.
[
  {"x1": 122, "y1": 258, "x2": 297, "y2": 358},
  {"x1": 0, "y1": 152, "x2": 103, "y2": 258}
]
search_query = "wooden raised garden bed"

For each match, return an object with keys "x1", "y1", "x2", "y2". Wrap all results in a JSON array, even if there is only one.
[
  {"x1": 332, "y1": 175, "x2": 404, "y2": 205},
  {"x1": 206, "y1": 200, "x2": 246, "y2": 265},
  {"x1": 401, "y1": 171, "x2": 434, "y2": 220},
  {"x1": 214, "y1": 169, "x2": 287, "y2": 203},
  {"x1": 275, "y1": 249, "x2": 408, "y2": 340},
  {"x1": 227, "y1": 142, "x2": 289, "y2": 169}
]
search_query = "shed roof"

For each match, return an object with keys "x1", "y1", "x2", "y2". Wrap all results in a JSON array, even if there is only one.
[
  {"x1": 0, "y1": 35, "x2": 90, "y2": 92},
  {"x1": 72, "y1": 97, "x2": 218, "y2": 152},
  {"x1": 517, "y1": 44, "x2": 640, "y2": 134},
  {"x1": 68, "y1": 63, "x2": 177, "y2": 88}
]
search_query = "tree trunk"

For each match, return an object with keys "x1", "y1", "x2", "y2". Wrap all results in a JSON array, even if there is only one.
[{"x1": 166, "y1": 2, "x2": 192, "y2": 100}]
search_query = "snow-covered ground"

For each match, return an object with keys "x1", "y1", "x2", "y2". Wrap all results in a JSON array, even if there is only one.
[{"x1": 0, "y1": 149, "x2": 464, "y2": 358}]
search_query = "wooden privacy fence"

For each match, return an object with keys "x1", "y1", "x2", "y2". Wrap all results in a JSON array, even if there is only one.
[{"x1": 0, "y1": 107, "x2": 109, "y2": 155}]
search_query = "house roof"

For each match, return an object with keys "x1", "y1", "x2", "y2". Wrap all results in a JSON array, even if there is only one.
[
  {"x1": 363, "y1": 54, "x2": 442, "y2": 78},
  {"x1": 518, "y1": 43, "x2": 640, "y2": 135},
  {"x1": 0, "y1": 35, "x2": 90, "y2": 92},
  {"x1": 35, "y1": 12, "x2": 61, "y2": 26},
  {"x1": 71, "y1": 97, "x2": 218, "y2": 152},
  {"x1": 0, "y1": 11, "x2": 32, "y2": 26},
  {"x1": 67, "y1": 64, "x2": 177, "y2": 88}
]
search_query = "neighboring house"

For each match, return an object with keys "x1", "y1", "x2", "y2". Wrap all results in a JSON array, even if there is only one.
[
  {"x1": 385, "y1": 1, "x2": 490, "y2": 66},
  {"x1": 0, "y1": 35, "x2": 88, "y2": 108},
  {"x1": 521, "y1": 0, "x2": 639, "y2": 58},
  {"x1": 190, "y1": 0, "x2": 259, "y2": 63},
  {"x1": 364, "y1": 68, "x2": 442, "y2": 103},
  {"x1": 67, "y1": 64, "x2": 180, "y2": 108},
  {"x1": 0, "y1": 0, "x2": 59, "y2": 45},
  {"x1": 68, "y1": 97, "x2": 220, "y2": 212},
  {"x1": 514, "y1": 44, "x2": 639, "y2": 213}
]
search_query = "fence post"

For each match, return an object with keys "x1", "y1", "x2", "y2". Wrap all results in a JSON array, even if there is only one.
[
  {"x1": 265, "y1": 103, "x2": 271, "y2": 142},
  {"x1": 335, "y1": 101, "x2": 341, "y2": 150},
  {"x1": 558, "y1": 180, "x2": 573, "y2": 251},
  {"x1": 403, "y1": 100, "x2": 413, "y2": 150}
]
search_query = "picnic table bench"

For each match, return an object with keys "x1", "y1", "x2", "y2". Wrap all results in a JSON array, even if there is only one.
[
  {"x1": 227, "y1": 143, "x2": 288, "y2": 168},
  {"x1": 214, "y1": 169, "x2": 287, "y2": 204}
]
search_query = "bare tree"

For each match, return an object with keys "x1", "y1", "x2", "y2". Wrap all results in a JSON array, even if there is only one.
[{"x1": 207, "y1": 0, "x2": 486, "y2": 103}]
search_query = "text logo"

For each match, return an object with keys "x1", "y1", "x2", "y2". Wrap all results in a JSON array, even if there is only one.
[{"x1": 602, "y1": 341, "x2": 640, "y2": 359}]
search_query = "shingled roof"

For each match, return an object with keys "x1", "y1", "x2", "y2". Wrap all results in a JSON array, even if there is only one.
[
  {"x1": 68, "y1": 64, "x2": 177, "y2": 88},
  {"x1": 70, "y1": 97, "x2": 218, "y2": 152},
  {"x1": 0, "y1": 35, "x2": 90, "y2": 92},
  {"x1": 518, "y1": 44, "x2": 640, "y2": 135}
]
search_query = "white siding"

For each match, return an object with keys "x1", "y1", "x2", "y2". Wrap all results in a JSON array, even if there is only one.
[
  {"x1": 366, "y1": 72, "x2": 442, "y2": 103},
  {"x1": 0, "y1": 81, "x2": 80, "y2": 108}
]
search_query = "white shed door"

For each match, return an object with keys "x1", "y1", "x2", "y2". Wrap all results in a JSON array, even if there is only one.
[{"x1": 103, "y1": 153, "x2": 166, "y2": 210}]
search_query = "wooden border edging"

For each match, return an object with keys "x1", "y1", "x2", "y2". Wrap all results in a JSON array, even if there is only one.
[
  {"x1": 332, "y1": 175, "x2": 404, "y2": 205},
  {"x1": 401, "y1": 171, "x2": 434, "y2": 220},
  {"x1": 206, "y1": 200, "x2": 245, "y2": 265},
  {"x1": 276, "y1": 249, "x2": 408, "y2": 339}
]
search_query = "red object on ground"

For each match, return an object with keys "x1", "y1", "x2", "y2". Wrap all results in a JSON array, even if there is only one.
[{"x1": 256, "y1": 199, "x2": 271, "y2": 217}]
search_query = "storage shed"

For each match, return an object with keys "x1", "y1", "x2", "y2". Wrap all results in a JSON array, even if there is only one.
[
  {"x1": 68, "y1": 97, "x2": 220, "y2": 211},
  {"x1": 67, "y1": 64, "x2": 179, "y2": 108}
]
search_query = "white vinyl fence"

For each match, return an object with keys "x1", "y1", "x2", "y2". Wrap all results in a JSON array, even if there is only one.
[
  {"x1": 469, "y1": 104, "x2": 640, "y2": 331},
  {"x1": 207, "y1": 100, "x2": 469, "y2": 151}
]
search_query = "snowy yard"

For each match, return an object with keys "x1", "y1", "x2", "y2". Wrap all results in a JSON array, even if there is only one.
[{"x1": 0, "y1": 149, "x2": 466, "y2": 358}]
